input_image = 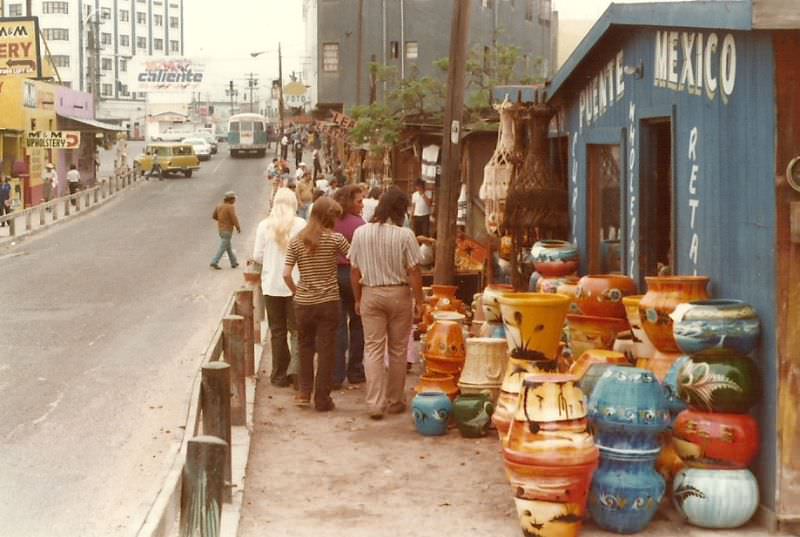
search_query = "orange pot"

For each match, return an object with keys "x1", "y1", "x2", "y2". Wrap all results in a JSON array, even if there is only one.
[
  {"x1": 415, "y1": 372, "x2": 459, "y2": 400},
  {"x1": 566, "y1": 314, "x2": 630, "y2": 359},
  {"x1": 568, "y1": 349, "x2": 629, "y2": 381},
  {"x1": 638, "y1": 276, "x2": 710, "y2": 353},
  {"x1": 575, "y1": 274, "x2": 637, "y2": 319},
  {"x1": 424, "y1": 353, "x2": 465, "y2": 378},
  {"x1": 423, "y1": 313, "x2": 466, "y2": 360}
]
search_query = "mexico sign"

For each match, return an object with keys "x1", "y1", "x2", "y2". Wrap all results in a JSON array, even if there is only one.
[
  {"x1": 0, "y1": 17, "x2": 41, "y2": 78},
  {"x1": 26, "y1": 131, "x2": 81, "y2": 149},
  {"x1": 129, "y1": 57, "x2": 205, "y2": 92}
]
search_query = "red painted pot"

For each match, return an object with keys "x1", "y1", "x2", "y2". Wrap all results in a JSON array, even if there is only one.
[
  {"x1": 575, "y1": 274, "x2": 637, "y2": 319},
  {"x1": 672, "y1": 410, "x2": 760, "y2": 469}
]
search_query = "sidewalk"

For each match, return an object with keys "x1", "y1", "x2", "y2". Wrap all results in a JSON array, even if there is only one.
[{"x1": 235, "y1": 355, "x2": 771, "y2": 537}]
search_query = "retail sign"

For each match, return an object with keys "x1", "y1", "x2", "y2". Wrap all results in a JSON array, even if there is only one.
[
  {"x1": 129, "y1": 57, "x2": 205, "y2": 92},
  {"x1": 0, "y1": 17, "x2": 42, "y2": 78},
  {"x1": 26, "y1": 131, "x2": 81, "y2": 149}
]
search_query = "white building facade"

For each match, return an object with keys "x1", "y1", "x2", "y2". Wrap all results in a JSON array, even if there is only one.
[{"x1": 2, "y1": 0, "x2": 185, "y2": 134}]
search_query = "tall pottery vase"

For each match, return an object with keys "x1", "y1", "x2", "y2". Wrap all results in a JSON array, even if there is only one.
[
  {"x1": 639, "y1": 276, "x2": 710, "y2": 353},
  {"x1": 498, "y1": 293, "x2": 571, "y2": 361},
  {"x1": 493, "y1": 358, "x2": 558, "y2": 437}
]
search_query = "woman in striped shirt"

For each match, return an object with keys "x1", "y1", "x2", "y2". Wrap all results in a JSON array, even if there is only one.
[{"x1": 283, "y1": 196, "x2": 350, "y2": 411}]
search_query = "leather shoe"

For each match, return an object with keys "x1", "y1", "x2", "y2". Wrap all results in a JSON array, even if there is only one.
[
  {"x1": 386, "y1": 402, "x2": 406, "y2": 415},
  {"x1": 315, "y1": 399, "x2": 335, "y2": 412},
  {"x1": 209, "y1": 263, "x2": 221, "y2": 270}
]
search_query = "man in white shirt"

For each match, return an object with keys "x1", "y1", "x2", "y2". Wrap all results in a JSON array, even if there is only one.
[
  {"x1": 280, "y1": 134, "x2": 289, "y2": 160},
  {"x1": 66, "y1": 164, "x2": 80, "y2": 205},
  {"x1": 410, "y1": 178, "x2": 432, "y2": 237},
  {"x1": 42, "y1": 162, "x2": 58, "y2": 202}
]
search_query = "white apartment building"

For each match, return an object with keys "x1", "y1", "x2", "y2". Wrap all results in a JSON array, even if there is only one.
[{"x1": 1, "y1": 0, "x2": 185, "y2": 131}]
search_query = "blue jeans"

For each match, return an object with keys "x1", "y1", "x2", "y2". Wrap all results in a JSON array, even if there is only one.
[
  {"x1": 211, "y1": 231, "x2": 238, "y2": 266},
  {"x1": 334, "y1": 265, "x2": 365, "y2": 385}
]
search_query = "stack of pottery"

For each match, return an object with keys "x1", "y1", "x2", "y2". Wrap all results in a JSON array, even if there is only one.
[
  {"x1": 621, "y1": 295, "x2": 657, "y2": 361},
  {"x1": 421, "y1": 310, "x2": 467, "y2": 381},
  {"x1": 567, "y1": 349, "x2": 630, "y2": 400},
  {"x1": 420, "y1": 284, "x2": 466, "y2": 334},
  {"x1": 565, "y1": 273, "x2": 636, "y2": 362},
  {"x1": 491, "y1": 293, "x2": 572, "y2": 438},
  {"x1": 637, "y1": 276, "x2": 710, "y2": 381},
  {"x1": 587, "y1": 366, "x2": 672, "y2": 533},
  {"x1": 479, "y1": 283, "x2": 512, "y2": 339},
  {"x1": 667, "y1": 299, "x2": 761, "y2": 529},
  {"x1": 503, "y1": 374, "x2": 599, "y2": 537},
  {"x1": 457, "y1": 337, "x2": 508, "y2": 403},
  {"x1": 529, "y1": 240, "x2": 579, "y2": 295}
]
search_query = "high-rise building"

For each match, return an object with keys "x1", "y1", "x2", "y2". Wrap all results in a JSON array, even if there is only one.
[
  {"x1": 302, "y1": 0, "x2": 558, "y2": 112},
  {"x1": 1, "y1": 0, "x2": 186, "y2": 130}
]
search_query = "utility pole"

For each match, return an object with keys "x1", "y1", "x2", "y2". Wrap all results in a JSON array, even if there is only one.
[
  {"x1": 244, "y1": 73, "x2": 258, "y2": 113},
  {"x1": 226, "y1": 80, "x2": 238, "y2": 116},
  {"x1": 85, "y1": 7, "x2": 101, "y2": 113},
  {"x1": 355, "y1": 0, "x2": 364, "y2": 105},
  {"x1": 433, "y1": 0, "x2": 471, "y2": 285},
  {"x1": 277, "y1": 42, "x2": 285, "y2": 132}
]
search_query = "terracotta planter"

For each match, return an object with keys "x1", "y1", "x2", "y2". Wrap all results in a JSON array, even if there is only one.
[
  {"x1": 671, "y1": 299, "x2": 761, "y2": 355},
  {"x1": 622, "y1": 295, "x2": 657, "y2": 359},
  {"x1": 481, "y1": 283, "x2": 514, "y2": 322},
  {"x1": 493, "y1": 359, "x2": 559, "y2": 437},
  {"x1": 575, "y1": 274, "x2": 637, "y2": 319},
  {"x1": 504, "y1": 417, "x2": 598, "y2": 466},
  {"x1": 423, "y1": 312, "x2": 466, "y2": 361},
  {"x1": 424, "y1": 353, "x2": 465, "y2": 379},
  {"x1": 515, "y1": 374, "x2": 588, "y2": 423},
  {"x1": 461, "y1": 337, "x2": 508, "y2": 386},
  {"x1": 530, "y1": 240, "x2": 579, "y2": 278},
  {"x1": 639, "y1": 276, "x2": 710, "y2": 353},
  {"x1": 672, "y1": 410, "x2": 759, "y2": 469},
  {"x1": 566, "y1": 314, "x2": 630, "y2": 359},
  {"x1": 421, "y1": 285, "x2": 466, "y2": 332},
  {"x1": 513, "y1": 498, "x2": 586, "y2": 537},
  {"x1": 504, "y1": 456, "x2": 597, "y2": 504},
  {"x1": 498, "y1": 292, "x2": 571, "y2": 361},
  {"x1": 676, "y1": 349, "x2": 760, "y2": 413},
  {"x1": 415, "y1": 372, "x2": 459, "y2": 400}
]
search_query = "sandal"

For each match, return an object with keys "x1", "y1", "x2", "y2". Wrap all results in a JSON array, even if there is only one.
[{"x1": 294, "y1": 394, "x2": 311, "y2": 406}]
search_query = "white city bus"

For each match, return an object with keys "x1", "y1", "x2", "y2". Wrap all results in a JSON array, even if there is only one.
[{"x1": 227, "y1": 113, "x2": 268, "y2": 157}]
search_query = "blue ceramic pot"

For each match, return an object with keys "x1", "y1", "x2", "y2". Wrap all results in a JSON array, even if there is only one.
[
  {"x1": 662, "y1": 354, "x2": 690, "y2": 420},
  {"x1": 411, "y1": 392, "x2": 452, "y2": 436},
  {"x1": 576, "y1": 363, "x2": 617, "y2": 401},
  {"x1": 588, "y1": 367, "x2": 671, "y2": 451},
  {"x1": 672, "y1": 299, "x2": 760, "y2": 355},
  {"x1": 589, "y1": 448, "x2": 665, "y2": 534},
  {"x1": 672, "y1": 468, "x2": 759, "y2": 528}
]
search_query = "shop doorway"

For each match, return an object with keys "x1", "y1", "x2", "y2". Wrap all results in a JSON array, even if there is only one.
[
  {"x1": 639, "y1": 118, "x2": 674, "y2": 277},
  {"x1": 586, "y1": 144, "x2": 622, "y2": 273}
]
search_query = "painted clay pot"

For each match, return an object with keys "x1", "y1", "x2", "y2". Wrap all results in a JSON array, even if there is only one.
[
  {"x1": 622, "y1": 295, "x2": 656, "y2": 359},
  {"x1": 498, "y1": 293, "x2": 571, "y2": 361},
  {"x1": 672, "y1": 468, "x2": 759, "y2": 528},
  {"x1": 479, "y1": 320, "x2": 506, "y2": 339},
  {"x1": 568, "y1": 349, "x2": 629, "y2": 381},
  {"x1": 566, "y1": 314, "x2": 630, "y2": 359},
  {"x1": 504, "y1": 417, "x2": 598, "y2": 466},
  {"x1": 504, "y1": 457, "x2": 598, "y2": 505},
  {"x1": 656, "y1": 433, "x2": 685, "y2": 488},
  {"x1": 516, "y1": 374, "x2": 588, "y2": 423},
  {"x1": 423, "y1": 353, "x2": 464, "y2": 378},
  {"x1": 457, "y1": 382, "x2": 501, "y2": 405},
  {"x1": 588, "y1": 449, "x2": 665, "y2": 534},
  {"x1": 662, "y1": 354, "x2": 691, "y2": 417},
  {"x1": 460, "y1": 337, "x2": 508, "y2": 386},
  {"x1": 537, "y1": 276, "x2": 577, "y2": 294},
  {"x1": 411, "y1": 392, "x2": 453, "y2": 436},
  {"x1": 415, "y1": 372, "x2": 459, "y2": 400},
  {"x1": 481, "y1": 283, "x2": 514, "y2": 322},
  {"x1": 576, "y1": 364, "x2": 621, "y2": 401},
  {"x1": 575, "y1": 274, "x2": 637, "y2": 319},
  {"x1": 676, "y1": 349, "x2": 760, "y2": 413},
  {"x1": 530, "y1": 239, "x2": 579, "y2": 277},
  {"x1": 672, "y1": 409, "x2": 760, "y2": 469},
  {"x1": 636, "y1": 349, "x2": 683, "y2": 383},
  {"x1": 513, "y1": 498, "x2": 586, "y2": 537},
  {"x1": 556, "y1": 280, "x2": 582, "y2": 315},
  {"x1": 612, "y1": 332, "x2": 637, "y2": 363},
  {"x1": 452, "y1": 393, "x2": 494, "y2": 438},
  {"x1": 671, "y1": 299, "x2": 761, "y2": 355},
  {"x1": 421, "y1": 285, "x2": 466, "y2": 331},
  {"x1": 639, "y1": 276, "x2": 710, "y2": 353},
  {"x1": 423, "y1": 311, "x2": 466, "y2": 360},
  {"x1": 588, "y1": 366, "x2": 671, "y2": 451},
  {"x1": 493, "y1": 359, "x2": 559, "y2": 437}
]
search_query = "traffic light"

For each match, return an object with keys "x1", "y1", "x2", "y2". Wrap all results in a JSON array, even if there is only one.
[{"x1": 229, "y1": 80, "x2": 234, "y2": 92}]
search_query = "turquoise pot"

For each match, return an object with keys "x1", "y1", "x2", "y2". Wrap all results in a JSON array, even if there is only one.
[
  {"x1": 673, "y1": 468, "x2": 759, "y2": 528},
  {"x1": 588, "y1": 367, "x2": 671, "y2": 451},
  {"x1": 411, "y1": 392, "x2": 452, "y2": 436},
  {"x1": 672, "y1": 299, "x2": 760, "y2": 355}
]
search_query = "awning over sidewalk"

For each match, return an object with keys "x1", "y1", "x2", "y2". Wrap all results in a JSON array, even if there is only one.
[{"x1": 56, "y1": 115, "x2": 127, "y2": 133}]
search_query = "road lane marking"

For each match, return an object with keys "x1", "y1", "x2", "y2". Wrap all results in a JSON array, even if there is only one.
[{"x1": 32, "y1": 391, "x2": 64, "y2": 425}]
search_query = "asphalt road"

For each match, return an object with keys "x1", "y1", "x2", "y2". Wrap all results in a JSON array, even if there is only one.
[{"x1": 0, "y1": 145, "x2": 271, "y2": 537}]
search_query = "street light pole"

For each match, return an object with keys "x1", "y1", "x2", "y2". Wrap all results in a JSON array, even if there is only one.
[{"x1": 277, "y1": 42, "x2": 285, "y2": 133}]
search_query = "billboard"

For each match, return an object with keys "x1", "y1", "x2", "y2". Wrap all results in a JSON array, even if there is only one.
[
  {"x1": 0, "y1": 17, "x2": 41, "y2": 78},
  {"x1": 129, "y1": 57, "x2": 205, "y2": 92},
  {"x1": 26, "y1": 131, "x2": 81, "y2": 149}
]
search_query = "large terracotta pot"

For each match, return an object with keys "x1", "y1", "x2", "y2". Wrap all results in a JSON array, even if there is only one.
[
  {"x1": 636, "y1": 349, "x2": 683, "y2": 383},
  {"x1": 415, "y1": 372, "x2": 459, "y2": 400},
  {"x1": 460, "y1": 337, "x2": 508, "y2": 386},
  {"x1": 568, "y1": 349, "x2": 628, "y2": 381},
  {"x1": 575, "y1": 274, "x2": 637, "y2": 319},
  {"x1": 671, "y1": 299, "x2": 761, "y2": 355},
  {"x1": 504, "y1": 457, "x2": 597, "y2": 505},
  {"x1": 498, "y1": 293, "x2": 571, "y2": 361},
  {"x1": 515, "y1": 374, "x2": 588, "y2": 423},
  {"x1": 672, "y1": 410, "x2": 760, "y2": 469},
  {"x1": 481, "y1": 283, "x2": 514, "y2": 322},
  {"x1": 676, "y1": 349, "x2": 760, "y2": 413},
  {"x1": 530, "y1": 240, "x2": 579, "y2": 278},
  {"x1": 423, "y1": 312, "x2": 466, "y2": 360},
  {"x1": 513, "y1": 498, "x2": 586, "y2": 537},
  {"x1": 672, "y1": 468, "x2": 759, "y2": 528},
  {"x1": 639, "y1": 276, "x2": 710, "y2": 353},
  {"x1": 622, "y1": 295, "x2": 656, "y2": 359},
  {"x1": 493, "y1": 359, "x2": 559, "y2": 436},
  {"x1": 424, "y1": 353, "x2": 464, "y2": 378},
  {"x1": 565, "y1": 314, "x2": 630, "y2": 359},
  {"x1": 504, "y1": 417, "x2": 598, "y2": 466},
  {"x1": 421, "y1": 285, "x2": 466, "y2": 332}
]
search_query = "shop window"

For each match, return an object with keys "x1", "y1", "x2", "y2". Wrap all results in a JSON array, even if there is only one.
[
  {"x1": 170, "y1": 16, "x2": 179, "y2": 28},
  {"x1": 42, "y1": 2, "x2": 69, "y2": 14},
  {"x1": 120, "y1": 35, "x2": 130, "y2": 47},
  {"x1": 322, "y1": 43, "x2": 339, "y2": 73},
  {"x1": 9, "y1": 4, "x2": 22, "y2": 16},
  {"x1": 639, "y1": 118, "x2": 674, "y2": 277},
  {"x1": 120, "y1": 9, "x2": 129, "y2": 22},
  {"x1": 154, "y1": 38, "x2": 163, "y2": 50},
  {"x1": 170, "y1": 40, "x2": 180, "y2": 53},
  {"x1": 586, "y1": 144, "x2": 622, "y2": 273},
  {"x1": 102, "y1": 83, "x2": 113, "y2": 96},
  {"x1": 154, "y1": 14, "x2": 163, "y2": 26}
]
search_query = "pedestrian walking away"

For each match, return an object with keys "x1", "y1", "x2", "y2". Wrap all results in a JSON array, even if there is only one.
[
  {"x1": 312, "y1": 148, "x2": 322, "y2": 182},
  {"x1": 0, "y1": 176, "x2": 11, "y2": 226},
  {"x1": 42, "y1": 162, "x2": 57, "y2": 204},
  {"x1": 283, "y1": 197, "x2": 349, "y2": 412},
  {"x1": 67, "y1": 164, "x2": 81, "y2": 206},
  {"x1": 410, "y1": 178, "x2": 432, "y2": 237},
  {"x1": 280, "y1": 133, "x2": 289, "y2": 161},
  {"x1": 293, "y1": 138, "x2": 304, "y2": 169},
  {"x1": 348, "y1": 186, "x2": 424, "y2": 420},
  {"x1": 252, "y1": 187, "x2": 307, "y2": 388},
  {"x1": 210, "y1": 191, "x2": 241, "y2": 269},
  {"x1": 332, "y1": 185, "x2": 367, "y2": 389}
]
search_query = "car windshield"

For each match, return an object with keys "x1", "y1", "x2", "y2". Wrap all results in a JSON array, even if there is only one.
[{"x1": 183, "y1": 139, "x2": 205, "y2": 145}]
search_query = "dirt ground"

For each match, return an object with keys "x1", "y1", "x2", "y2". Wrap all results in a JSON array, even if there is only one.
[{"x1": 237, "y1": 358, "x2": 772, "y2": 537}]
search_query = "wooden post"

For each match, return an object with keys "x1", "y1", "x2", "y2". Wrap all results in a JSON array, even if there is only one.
[
  {"x1": 201, "y1": 362, "x2": 232, "y2": 503},
  {"x1": 179, "y1": 436, "x2": 227, "y2": 537},
  {"x1": 234, "y1": 288, "x2": 255, "y2": 377},
  {"x1": 434, "y1": 0, "x2": 472, "y2": 285},
  {"x1": 222, "y1": 315, "x2": 246, "y2": 426}
]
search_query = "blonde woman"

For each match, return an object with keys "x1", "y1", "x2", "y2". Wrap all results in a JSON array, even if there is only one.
[{"x1": 252, "y1": 188, "x2": 307, "y2": 388}]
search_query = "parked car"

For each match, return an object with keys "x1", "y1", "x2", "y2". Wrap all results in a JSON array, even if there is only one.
[
  {"x1": 133, "y1": 143, "x2": 200, "y2": 178},
  {"x1": 181, "y1": 137, "x2": 213, "y2": 161},
  {"x1": 194, "y1": 132, "x2": 218, "y2": 154}
]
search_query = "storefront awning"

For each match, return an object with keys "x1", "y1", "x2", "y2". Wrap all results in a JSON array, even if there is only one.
[{"x1": 57, "y1": 114, "x2": 127, "y2": 133}]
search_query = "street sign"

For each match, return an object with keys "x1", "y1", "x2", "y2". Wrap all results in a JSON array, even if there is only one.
[
  {"x1": 128, "y1": 57, "x2": 205, "y2": 92},
  {"x1": 0, "y1": 17, "x2": 42, "y2": 78},
  {"x1": 25, "y1": 131, "x2": 81, "y2": 149}
]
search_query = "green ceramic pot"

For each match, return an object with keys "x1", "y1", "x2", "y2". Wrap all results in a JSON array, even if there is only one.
[
  {"x1": 453, "y1": 393, "x2": 494, "y2": 438},
  {"x1": 677, "y1": 349, "x2": 760, "y2": 413}
]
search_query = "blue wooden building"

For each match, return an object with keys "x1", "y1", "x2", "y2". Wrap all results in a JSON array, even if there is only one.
[{"x1": 541, "y1": 1, "x2": 800, "y2": 530}]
